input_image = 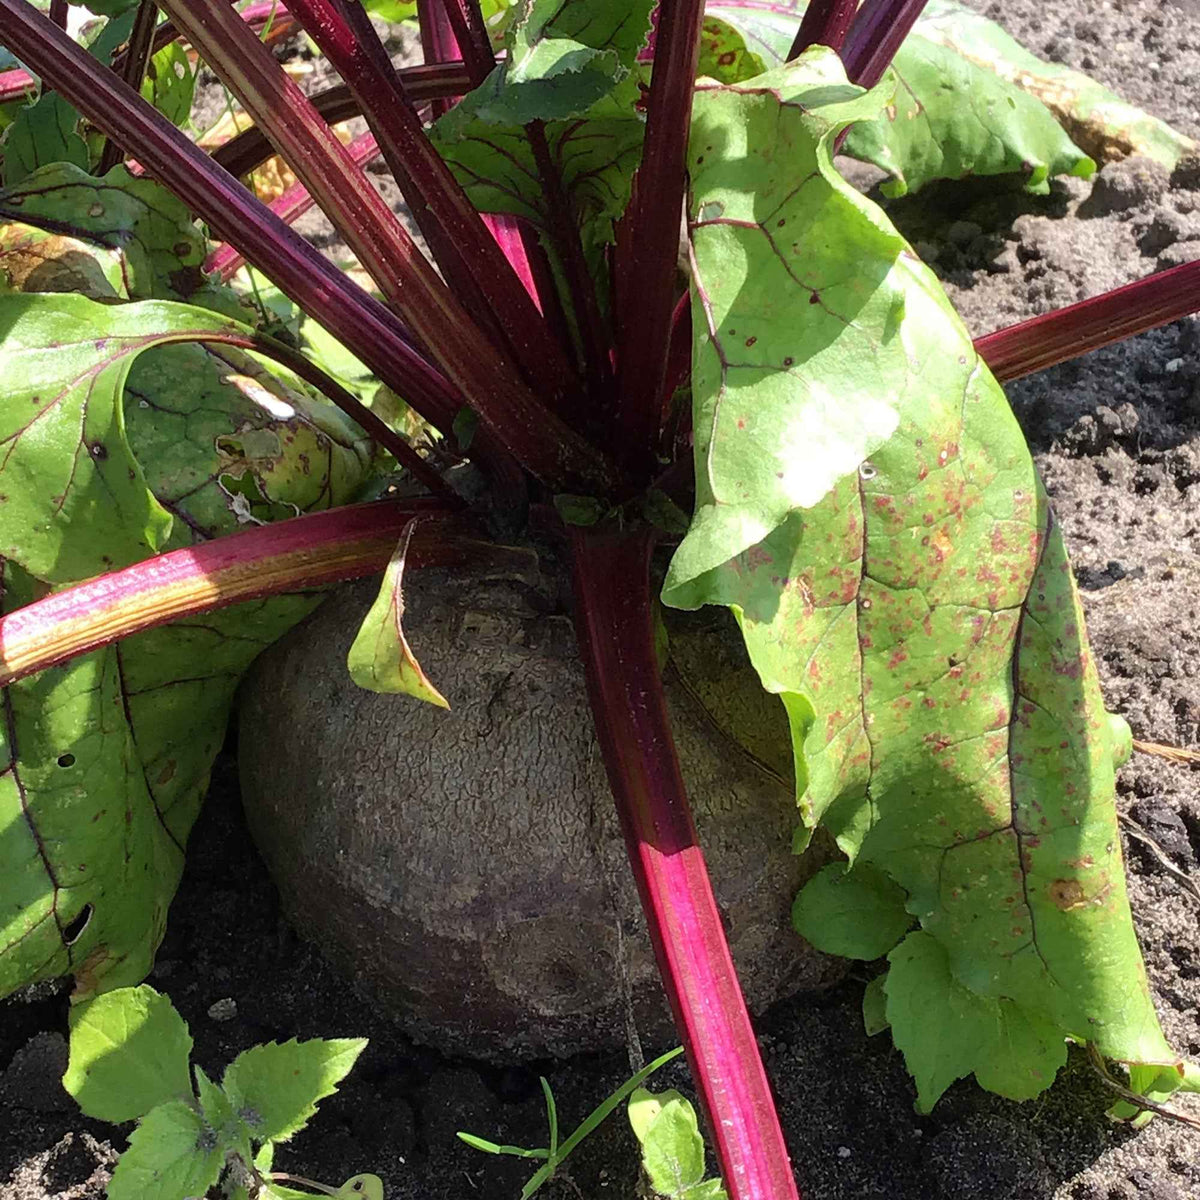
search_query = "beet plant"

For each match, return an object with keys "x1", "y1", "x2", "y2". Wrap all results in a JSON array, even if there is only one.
[{"x1": 1, "y1": 0, "x2": 1199, "y2": 1196}]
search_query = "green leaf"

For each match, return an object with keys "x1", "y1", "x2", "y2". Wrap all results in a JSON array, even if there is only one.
[
  {"x1": 696, "y1": 16, "x2": 765, "y2": 85},
  {"x1": 63, "y1": 985, "x2": 193, "y2": 1123},
  {"x1": 635, "y1": 1092, "x2": 713, "y2": 1199},
  {"x1": 861, "y1": 974, "x2": 889, "y2": 1036},
  {"x1": 915, "y1": 0, "x2": 1197, "y2": 170},
  {"x1": 1, "y1": 92, "x2": 89, "y2": 187},
  {"x1": 481, "y1": 0, "x2": 654, "y2": 124},
  {"x1": 706, "y1": 1, "x2": 1096, "y2": 196},
  {"x1": 82, "y1": 0, "x2": 141, "y2": 15},
  {"x1": 552, "y1": 493, "x2": 607, "y2": 527},
  {"x1": 885, "y1": 932, "x2": 1067, "y2": 1112},
  {"x1": 222, "y1": 1038, "x2": 368, "y2": 1144},
  {"x1": 792, "y1": 862, "x2": 911, "y2": 960},
  {"x1": 0, "y1": 163, "x2": 217, "y2": 304},
  {"x1": 845, "y1": 41, "x2": 1095, "y2": 198},
  {"x1": 347, "y1": 523, "x2": 449, "y2": 705},
  {"x1": 0, "y1": 563, "x2": 318, "y2": 999},
  {"x1": 431, "y1": 84, "x2": 644, "y2": 263},
  {"x1": 105, "y1": 1099, "x2": 225, "y2": 1200},
  {"x1": 0, "y1": 272, "x2": 373, "y2": 1004},
  {"x1": 141, "y1": 41, "x2": 197, "y2": 130},
  {"x1": 663, "y1": 50, "x2": 899, "y2": 596},
  {"x1": 664, "y1": 49, "x2": 1190, "y2": 1111},
  {"x1": 195, "y1": 1064, "x2": 252, "y2": 1161},
  {"x1": 124, "y1": 340, "x2": 375, "y2": 538},
  {"x1": 0, "y1": 293, "x2": 243, "y2": 582}
]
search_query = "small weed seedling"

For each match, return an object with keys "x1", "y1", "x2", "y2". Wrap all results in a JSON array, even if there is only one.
[
  {"x1": 458, "y1": 1046, "x2": 684, "y2": 1197},
  {"x1": 63, "y1": 984, "x2": 378, "y2": 1200},
  {"x1": 628, "y1": 1086, "x2": 726, "y2": 1200}
]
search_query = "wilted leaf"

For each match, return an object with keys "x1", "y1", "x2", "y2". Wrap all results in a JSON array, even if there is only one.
[
  {"x1": 347, "y1": 521, "x2": 448, "y2": 705},
  {"x1": 0, "y1": 222, "x2": 127, "y2": 297},
  {"x1": 0, "y1": 163, "x2": 218, "y2": 304},
  {"x1": 916, "y1": 0, "x2": 1197, "y2": 169},
  {"x1": 665, "y1": 49, "x2": 1191, "y2": 1110}
]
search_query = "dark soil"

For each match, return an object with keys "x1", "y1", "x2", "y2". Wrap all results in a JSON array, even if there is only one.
[{"x1": 3, "y1": 2, "x2": 1200, "y2": 1198}]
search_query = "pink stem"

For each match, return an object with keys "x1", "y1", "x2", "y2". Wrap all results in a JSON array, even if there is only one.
[
  {"x1": 0, "y1": 500, "x2": 468, "y2": 687},
  {"x1": 570, "y1": 526, "x2": 801, "y2": 1200}
]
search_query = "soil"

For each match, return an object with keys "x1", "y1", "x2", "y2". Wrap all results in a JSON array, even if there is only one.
[{"x1": 3, "y1": 2, "x2": 1200, "y2": 1199}]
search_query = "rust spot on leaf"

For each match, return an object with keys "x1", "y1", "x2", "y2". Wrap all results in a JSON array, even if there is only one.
[{"x1": 1049, "y1": 878, "x2": 1086, "y2": 909}]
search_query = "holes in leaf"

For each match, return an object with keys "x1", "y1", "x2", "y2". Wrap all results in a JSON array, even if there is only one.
[
  {"x1": 57, "y1": 753, "x2": 76, "y2": 768},
  {"x1": 63, "y1": 904, "x2": 93, "y2": 945},
  {"x1": 859, "y1": 462, "x2": 878, "y2": 481}
]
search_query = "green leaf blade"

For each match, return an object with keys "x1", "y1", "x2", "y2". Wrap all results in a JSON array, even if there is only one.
[
  {"x1": 0, "y1": 293, "x2": 251, "y2": 582},
  {"x1": 792, "y1": 862, "x2": 911, "y2": 960},
  {"x1": 347, "y1": 526, "x2": 449, "y2": 705},
  {"x1": 665, "y1": 48, "x2": 1187, "y2": 1112},
  {"x1": 706, "y1": 0, "x2": 1098, "y2": 196},
  {"x1": 222, "y1": 1037, "x2": 368, "y2": 1144},
  {"x1": 844, "y1": 39, "x2": 1095, "y2": 198},
  {"x1": 105, "y1": 1099, "x2": 225, "y2": 1200},
  {"x1": 64, "y1": 985, "x2": 193, "y2": 1124}
]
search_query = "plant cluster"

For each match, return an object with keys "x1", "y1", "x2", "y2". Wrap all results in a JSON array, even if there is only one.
[
  {"x1": 64, "y1": 984, "x2": 379, "y2": 1200},
  {"x1": 1, "y1": 0, "x2": 1199, "y2": 1196}
]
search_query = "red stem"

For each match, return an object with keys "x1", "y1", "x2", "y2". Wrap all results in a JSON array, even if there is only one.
[
  {"x1": 976, "y1": 257, "x2": 1200, "y2": 381},
  {"x1": 526, "y1": 119, "x2": 615, "y2": 412},
  {"x1": 288, "y1": 0, "x2": 579, "y2": 404},
  {"x1": 0, "y1": 500, "x2": 470, "y2": 687},
  {"x1": 97, "y1": 0, "x2": 159, "y2": 175},
  {"x1": 788, "y1": 0, "x2": 858, "y2": 58},
  {"x1": 417, "y1": 0, "x2": 462, "y2": 120},
  {"x1": 842, "y1": 0, "x2": 931, "y2": 87},
  {"x1": 210, "y1": 64, "x2": 480, "y2": 177},
  {"x1": 0, "y1": 0, "x2": 467, "y2": 433},
  {"x1": 0, "y1": 1, "x2": 301, "y2": 104},
  {"x1": 613, "y1": 0, "x2": 705, "y2": 478},
  {"x1": 156, "y1": 0, "x2": 612, "y2": 494},
  {"x1": 439, "y1": 0, "x2": 495, "y2": 84},
  {"x1": 48, "y1": 0, "x2": 67, "y2": 29},
  {"x1": 569, "y1": 525, "x2": 801, "y2": 1200},
  {"x1": 204, "y1": 130, "x2": 382, "y2": 279}
]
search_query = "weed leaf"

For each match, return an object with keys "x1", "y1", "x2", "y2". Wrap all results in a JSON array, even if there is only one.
[
  {"x1": 64, "y1": 984, "x2": 193, "y2": 1124},
  {"x1": 791, "y1": 862, "x2": 911, "y2": 960},
  {"x1": 222, "y1": 1037, "x2": 369, "y2": 1144},
  {"x1": 105, "y1": 1099, "x2": 225, "y2": 1200}
]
